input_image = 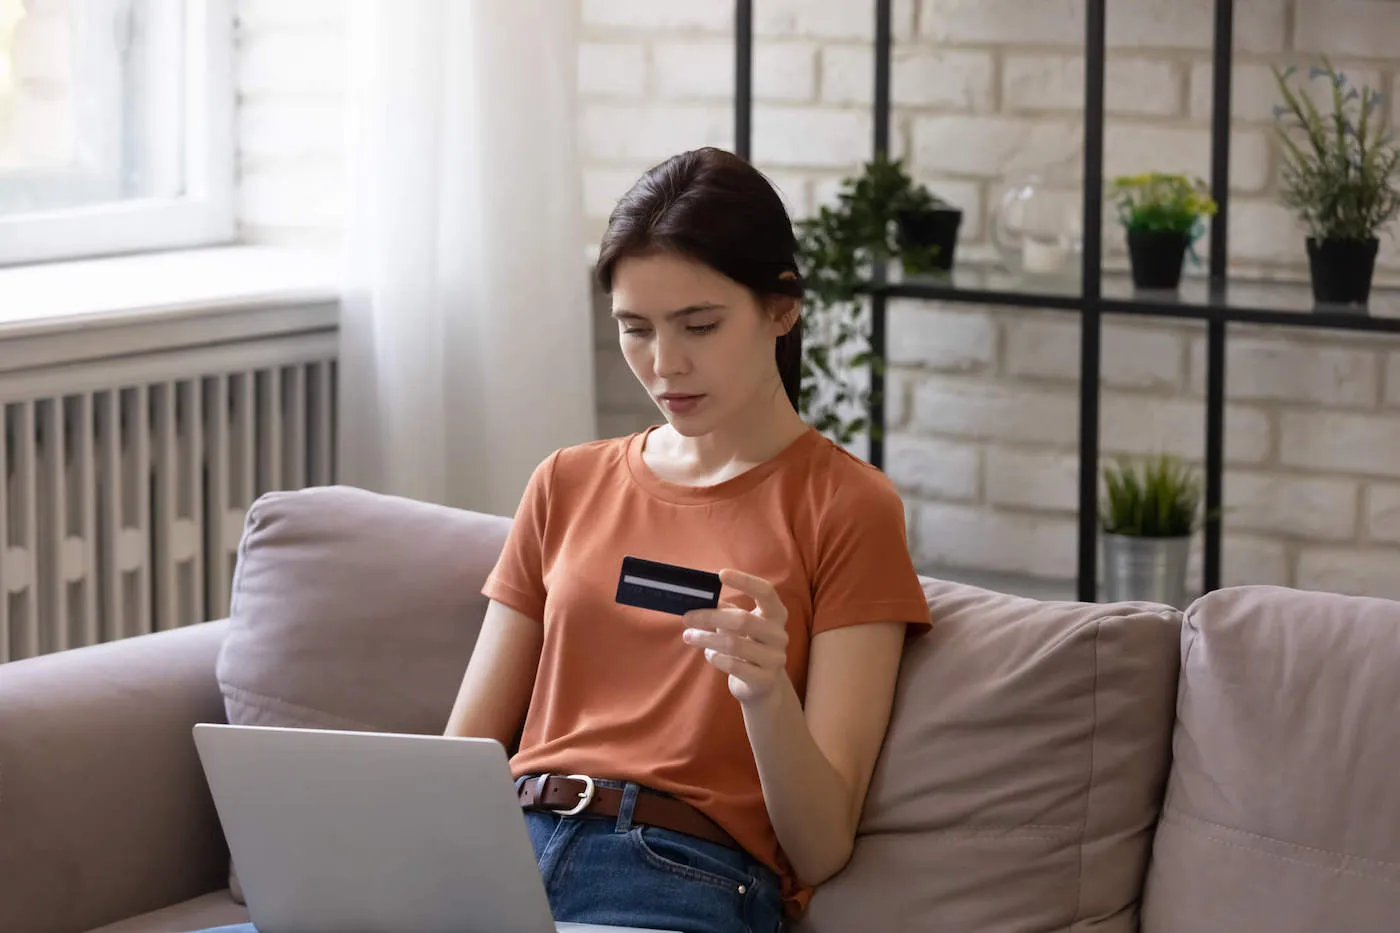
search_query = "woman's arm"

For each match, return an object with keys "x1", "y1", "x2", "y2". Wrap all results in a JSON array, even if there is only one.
[
  {"x1": 442, "y1": 600, "x2": 544, "y2": 745},
  {"x1": 682, "y1": 570, "x2": 908, "y2": 886},
  {"x1": 741, "y1": 622, "x2": 905, "y2": 885}
]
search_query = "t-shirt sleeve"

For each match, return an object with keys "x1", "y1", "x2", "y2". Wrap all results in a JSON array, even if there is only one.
[
  {"x1": 480, "y1": 450, "x2": 559, "y2": 622},
  {"x1": 810, "y1": 472, "x2": 931, "y2": 638}
]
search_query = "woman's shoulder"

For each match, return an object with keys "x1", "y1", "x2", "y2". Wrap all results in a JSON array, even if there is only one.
[
  {"x1": 798, "y1": 431, "x2": 904, "y2": 510},
  {"x1": 534, "y1": 432, "x2": 637, "y2": 487}
]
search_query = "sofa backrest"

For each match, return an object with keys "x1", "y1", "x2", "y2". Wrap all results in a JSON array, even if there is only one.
[
  {"x1": 1142, "y1": 585, "x2": 1400, "y2": 933},
  {"x1": 216, "y1": 485, "x2": 510, "y2": 735},
  {"x1": 219, "y1": 486, "x2": 1186, "y2": 931},
  {"x1": 800, "y1": 579, "x2": 1182, "y2": 933}
]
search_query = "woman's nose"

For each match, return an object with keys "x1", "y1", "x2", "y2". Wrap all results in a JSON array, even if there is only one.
[{"x1": 653, "y1": 333, "x2": 689, "y2": 377}]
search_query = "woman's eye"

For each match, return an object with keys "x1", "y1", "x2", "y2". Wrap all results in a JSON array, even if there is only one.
[
  {"x1": 687, "y1": 323, "x2": 718, "y2": 335},
  {"x1": 622, "y1": 327, "x2": 650, "y2": 337}
]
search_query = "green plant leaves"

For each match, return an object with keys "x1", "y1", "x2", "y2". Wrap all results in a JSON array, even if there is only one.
[
  {"x1": 795, "y1": 154, "x2": 951, "y2": 444},
  {"x1": 1100, "y1": 454, "x2": 1203, "y2": 538},
  {"x1": 1109, "y1": 172, "x2": 1217, "y2": 235},
  {"x1": 1272, "y1": 58, "x2": 1400, "y2": 241}
]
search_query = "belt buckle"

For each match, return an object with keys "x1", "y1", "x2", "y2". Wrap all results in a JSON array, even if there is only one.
[{"x1": 546, "y1": 773, "x2": 596, "y2": 816}]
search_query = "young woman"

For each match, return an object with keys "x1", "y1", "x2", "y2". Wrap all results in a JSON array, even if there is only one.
[{"x1": 195, "y1": 147, "x2": 929, "y2": 933}]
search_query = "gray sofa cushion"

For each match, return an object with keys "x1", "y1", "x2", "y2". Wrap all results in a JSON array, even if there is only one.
[
  {"x1": 799, "y1": 578, "x2": 1182, "y2": 933},
  {"x1": 214, "y1": 485, "x2": 511, "y2": 903},
  {"x1": 1142, "y1": 585, "x2": 1400, "y2": 933},
  {"x1": 0, "y1": 622, "x2": 231, "y2": 933},
  {"x1": 216, "y1": 485, "x2": 509, "y2": 735},
  {"x1": 82, "y1": 892, "x2": 249, "y2": 933}
]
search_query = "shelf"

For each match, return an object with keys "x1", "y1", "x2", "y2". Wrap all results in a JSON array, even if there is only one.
[
  {"x1": 874, "y1": 263, "x2": 1400, "y2": 334},
  {"x1": 1103, "y1": 276, "x2": 1400, "y2": 334},
  {"x1": 739, "y1": 0, "x2": 1396, "y2": 601},
  {"x1": 876, "y1": 264, "x2": 1083, "y2": 311}
]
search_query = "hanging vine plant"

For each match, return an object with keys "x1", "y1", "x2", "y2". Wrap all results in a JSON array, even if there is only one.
[{"x1": 795, "y1": 154, "x2": 962, "y2": 446}]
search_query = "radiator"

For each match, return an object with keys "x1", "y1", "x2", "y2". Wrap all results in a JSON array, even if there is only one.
[{"x1": 0, "y1": 340, "x2": 337, "y2": 662}]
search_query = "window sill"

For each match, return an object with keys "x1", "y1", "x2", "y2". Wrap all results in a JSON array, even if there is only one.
[{"x1": 0, "y1": 246, "x2": 341, "y2": 373}]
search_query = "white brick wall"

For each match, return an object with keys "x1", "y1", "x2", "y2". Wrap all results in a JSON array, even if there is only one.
[
  {"x1": 1189, "y1": 63, "x2": 1384, "y2": 123},
  {"x1": 885, "y1": 435, "x2": 982, "y2": 501},
  {"x1": 751, "y1": 106, "x2": 871, "y2": 168},
  {"x1": 756, "y1": 0, "x2": 918, "y2": 41},
  {"x1": 1365, "y1": 484, "x2": 1400, "y2": 544},
  {"x1": 1228, "y1": 201, "x2": 1311, "y2": 265},
  {"x1": 909, "y1": 377, "x2": 1081, "y2": 446},
  {"x1": 821, "y1": 46, "x2": 996, "y2": 110},
  {"x1": 911, "y1": 116, "x2": 1082, "y2": 178},
  {"x1": 1111, "y1": 0, "x2": 1287, "y2": 54},
  {"x1": 1103, "y1": 395, "x2": 1274, "y2": 464},
  {"x1": 581, "y1": 0, "x2": 730, "y2": 33},
  {"x1": 887, "y1": 303, "x2": 996, "y2": 371},
  {"x1": 1004, "y1": 56, "x2": 1181, "y2": 117},
  {"x1": 1293, "y1": 0, "x2": 1400, "y2": 58},
  {"x1": 919, "y1": 0, "x2": 1082, "y2": 47},
  {"x1": 1106, "y1": 127, "x2": 1273, "y2": 193},
  {"x1": 1188, "y1": 337, "x2": 1380, "y2": 407},
  {"x1": 1214, "y1": 535, "x2": 1291, "y2": 588},
  {"x1": 1225, "y1": 473, "x2": 1360, "y2": 540},
  {"x1": 1297, "y1": 548, "x2": 1400, "y2": 601},
  {"x1": 579, "y1": 42, "x2": 648, "y2": 97},
  {"x1": 985, "y1": 447, "x2": 1081, "y2": 511},
  {"x1": 582, "y1": 103, "x2": 734, "y2": 162},
  {"x1": 921, "y1": 0, "x2": 1285, "y2": 52},
  {"x1": 235, "y1": 0, "x2": 1400, "y2": 596},
  {"x1": 1004, "y1": 317, "x2": 1187, "y2": 390},
  {"x1": 755, "y1": 43, "x2": 820, "y2": 102},
  {"x1": 1280, "y1": 411, "x2": 1400, "y2": 476},
  {"x1": 650, "y1": 41, "x2": 732, "y2": 100},
  {"x1": 913, "y1": 501, "x2": 1078, "y2": 578}
]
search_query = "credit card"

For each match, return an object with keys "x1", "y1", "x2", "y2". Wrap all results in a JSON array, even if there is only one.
[{"x1": 616, "y1": 556, "x2": 721, "y2": 616}]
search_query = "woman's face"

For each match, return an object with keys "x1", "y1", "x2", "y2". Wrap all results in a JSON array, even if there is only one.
[{"x1": 611, "y1": 252, "x2": 794, "y2": 437}]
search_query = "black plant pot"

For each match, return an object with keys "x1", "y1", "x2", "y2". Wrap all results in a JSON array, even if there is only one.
[
  {"x1": 897, "y1": 206, "x2": 962, "y2": 272},
  {"x1": 1306, "y1": 237, "x2": 1379, "y2": 306},
  {"x1": 1126, "y1": 229, "x2": 1190, "y2": 290}
]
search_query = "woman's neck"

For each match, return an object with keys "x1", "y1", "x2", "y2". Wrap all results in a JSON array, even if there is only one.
[{"x1": 646, "y1": 389, "x2": 810, "y2": 486}]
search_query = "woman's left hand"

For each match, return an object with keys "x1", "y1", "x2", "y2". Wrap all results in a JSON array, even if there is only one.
[{"x1": 682, "y1": 569, "x2": 791, "y2": 707}]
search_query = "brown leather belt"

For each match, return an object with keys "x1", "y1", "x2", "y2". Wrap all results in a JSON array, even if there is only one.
[{"x1": 518, "y1": 773, "x2": 739, "y2": 851}]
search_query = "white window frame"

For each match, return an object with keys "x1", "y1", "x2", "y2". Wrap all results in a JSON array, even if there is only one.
[{"x1": 0, "y1": 0, "x2": 234, "y2": 266}]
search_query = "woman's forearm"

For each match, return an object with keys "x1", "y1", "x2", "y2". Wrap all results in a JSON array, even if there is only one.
[{"x1": 741, "y1": 676, "x2": 856, "y2": 887}]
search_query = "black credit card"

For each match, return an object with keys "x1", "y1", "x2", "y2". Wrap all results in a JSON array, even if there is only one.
[{"x1": 616, "y1": 556, "x2": 721, "y2": 616}]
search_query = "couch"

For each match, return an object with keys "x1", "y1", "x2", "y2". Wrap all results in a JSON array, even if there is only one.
[{"x1": 2, "y1": 485, "x2": 1397, "y2": 933}]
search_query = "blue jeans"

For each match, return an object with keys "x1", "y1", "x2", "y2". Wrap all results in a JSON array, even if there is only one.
[{"x1": 189, "y1": 778, "x2": 785, "y2": 933}]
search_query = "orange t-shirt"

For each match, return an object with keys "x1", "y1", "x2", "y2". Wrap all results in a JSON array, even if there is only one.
[{"x1": 480, "y1": 425, "x2": 931, "y2": 917}]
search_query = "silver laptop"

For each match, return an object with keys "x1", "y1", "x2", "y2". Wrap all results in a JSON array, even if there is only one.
[{"x1": 192, "y1": 723, "x2": 677, "y2": 933}]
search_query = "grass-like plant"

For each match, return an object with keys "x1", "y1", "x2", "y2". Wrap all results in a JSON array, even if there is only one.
[
  {"x1": 1272, "y1": 58, "x2": 1400, "y2": 242},
  {"x1": 1101, "y1": 454, "x2": 1203, "y2": 538}
]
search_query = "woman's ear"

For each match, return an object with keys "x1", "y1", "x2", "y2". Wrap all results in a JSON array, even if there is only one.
[
  {"x1": 770, "y1": 270, "x2": 801, "y2": 335},
  {"x1": 769, "y1": 296, "x2": 800, "y2": 336}
]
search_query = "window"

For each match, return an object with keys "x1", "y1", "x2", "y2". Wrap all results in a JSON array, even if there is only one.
[{"x1": 0, "y1": 0, "x2": 232, "y2": 265}]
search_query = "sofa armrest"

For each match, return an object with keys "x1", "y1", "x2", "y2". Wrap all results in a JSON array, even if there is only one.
[{"x1": 0, "y1": 620, "x2": 232, "y2": 933}]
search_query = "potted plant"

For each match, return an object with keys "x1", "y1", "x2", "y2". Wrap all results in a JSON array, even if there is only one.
[
  {"x1": 795, "y1": 155, "x2": 961, "y2": 444},
  {"x1": 1272, "y1": 59, "x2": 1400, "y2": 306},
  {"x1": 1100, "y1": 454, "x2": 1203, "y2": 608},
  {"x1": 1109, "y1": 172, "x2": 1217, "y2": 290}
]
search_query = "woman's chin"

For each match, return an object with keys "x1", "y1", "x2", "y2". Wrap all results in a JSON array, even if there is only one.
[{"x1": 658, "y1": 407, "x2": 715, "y2": 437}]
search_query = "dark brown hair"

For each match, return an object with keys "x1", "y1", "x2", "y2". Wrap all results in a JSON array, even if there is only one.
[{"x1": 595, "y1": 147, "x2": 805, "y2": 410}]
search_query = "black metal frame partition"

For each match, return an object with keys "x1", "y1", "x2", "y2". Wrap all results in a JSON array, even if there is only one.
[{"x1": 733, "y1": 0, "x2": 1400, "y2": 602}]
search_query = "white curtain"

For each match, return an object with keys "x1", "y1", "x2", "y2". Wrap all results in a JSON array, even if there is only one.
[{"x1": 339, "y1": 0, "x2": 597, "y2": 518}]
